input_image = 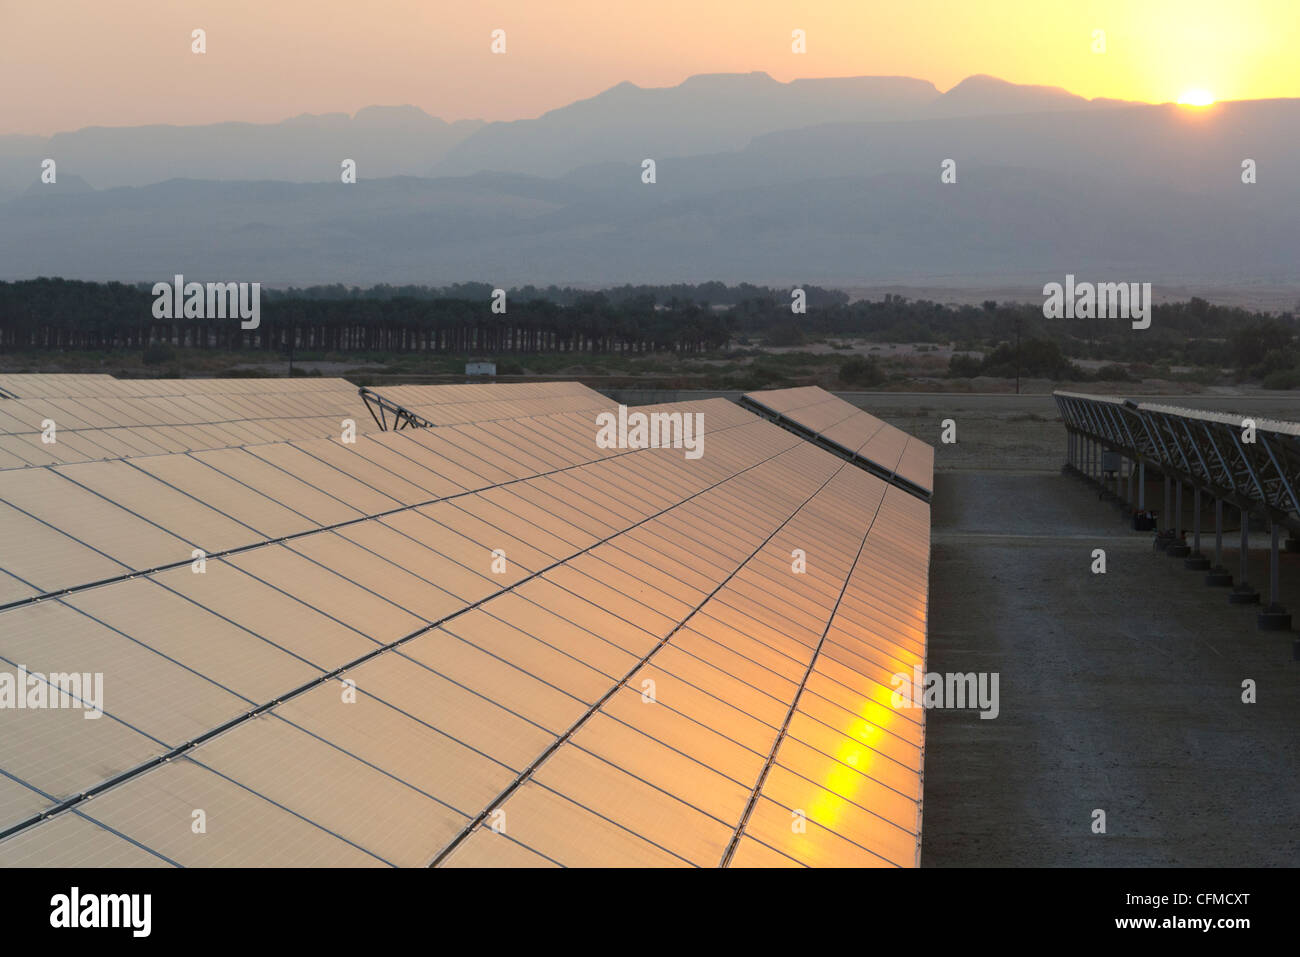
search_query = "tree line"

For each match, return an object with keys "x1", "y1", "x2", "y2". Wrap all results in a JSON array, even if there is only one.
[
  {"x1": 1, "y1": 279, "x2": 1294, "y2": 380},
  {"x1": 0, "y1": 279, "x2": 735, "y2": 354}
]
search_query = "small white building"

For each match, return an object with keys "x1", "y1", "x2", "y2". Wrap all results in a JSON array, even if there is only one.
[{"x1": 465, "y1": 361, "x2": 496, "y2": 377}]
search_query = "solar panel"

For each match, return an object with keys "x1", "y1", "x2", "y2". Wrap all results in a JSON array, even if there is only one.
[
  {"x1": 742, "y1": 386, "x2": 934, "y2": 500},
  {"x1": 0, "y1": 374, "x2": 126, "y2": 399},
  {"x1": 0, "y1": 383, "x2": 930, "y2": 868},
  {"x1": 360, "y1": 382, "x2": 609, "y2": 428},
  {"x1": 0, "y1": 378, "x2": 376, "y2": 469}
]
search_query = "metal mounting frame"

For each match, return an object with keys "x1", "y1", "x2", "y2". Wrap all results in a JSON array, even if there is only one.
[
  {"x1": 358, "y1": 386, "x2": 437, "y2": 431},
  {"x1": 1054, "y1": 391, "x2": 1300, "y2": 532}
]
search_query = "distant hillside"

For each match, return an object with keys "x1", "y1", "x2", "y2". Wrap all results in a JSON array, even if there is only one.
[
  {"x1": 3, "y1": 76, "x2": 1297, "y2": 287},
  {"x1": 0, "y1": 106, "x2": 482, "y2": 199}
]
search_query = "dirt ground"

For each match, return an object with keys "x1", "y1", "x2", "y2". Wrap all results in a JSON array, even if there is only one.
[
  {"x1": 855, "y1": 392, "x2": 1300, "y2": 473},
  {"x1": 913, "y1": 415, "x2": 1300, "y2": 864}
]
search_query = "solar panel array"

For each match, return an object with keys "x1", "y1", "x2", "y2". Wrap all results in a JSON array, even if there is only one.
[
  {"x1": 362, "y1": 382, "x2": 610, "y2": 426},
  {"x1": 741, "y1": 386, "x2": 934, "y2": 500},
  {"x1": 0, "y1": 379, "x2": 930, "y2": 868},
  {"x1": 0, "y1": 374, "x2": 362, "y2": 400},
  {"x1": 0, "y1": 377, "x2": 374, "y2": 469}
]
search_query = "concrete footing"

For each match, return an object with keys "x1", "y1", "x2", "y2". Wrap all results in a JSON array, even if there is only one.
[
  {"x1": 1257, "y1": 603, "x2": 1292, "y2": 631},
  {"x1": 1184, "y1": 553, "x2": 1211, "y2": 571},
  {"x1": 1167, "y1": 543, "x2": 1191, "y2": 558},
  {"x1": 1205, "y1": 566, "x2": 1233, "y2": 587},
  {"x1": 1229, "y1": 583, "x2": 1261, "y2": 605}
]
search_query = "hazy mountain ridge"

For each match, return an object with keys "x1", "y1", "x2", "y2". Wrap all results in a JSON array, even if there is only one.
[
  {"x1": 0, "y1": 71, "x2": 1141, "y2": 196},
  {"x1": 431, "y1": 72, "x2": 1145, "y2": 178},
  {"x1": 0, "y1": 107, "x2": 483, "y2": 198},
  {"x1": 3, "y1": 74, "x2": 1297, "y2": 287}
]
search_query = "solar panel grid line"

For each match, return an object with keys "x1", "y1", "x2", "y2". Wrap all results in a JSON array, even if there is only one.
[
  {"x1": 572, "y1": 703, "x2": 761, "y2": 810},
  {"x1": 0, "y1": 497, "x2": 139, "y2": 595},
  {"x1": 438, "y1": 611, "x2": 615, "y2": 702},
  {"x1": 408, "y1": 427, "x2": 520, "y2": 484},
  {"x1": 38, "y1": 466, "x2": 234, "y2": 560},
  {"x1": 489, "y1": 415, "x2": 584, "y2": 459},
  {"x1": 0, "y1": 602, "x2": 265, "y2": 747},
  {"x1": 460, "y1": 470, "x2": 925, "y2": 868},
  {"x1": 456, "y1": 421, "x2": 568, "y2": 476},
  {"x1": 487, "y1": 595, "x2": 630, "y2": 666},
  {"x1": 429, "y1": 455, "x2": 859, "y2": 867},
  {"x1": 177, "y1": 715, "x2": 475, "y2": 866},
  {"x1": 352, "y1": 440, "x2": 468, "y2": 498},
  {"x1": 13, "y1": 596, "x2": 314, "y2": 733},
  {"x1": 720, "y1": 482, "x2": 919, "y2": 867},
  {"x1": 272, "y1": 670, "x2": 521, "y2": 803},
  {"x1": 287, "y1": 440, "x2": 433, "y2": 506},
  {"x1": 0, "y1": 646, "x2": 174, "y2": 759},
  {"x1": 525, "y1": 750, "x2": 734, "y2": 867},
  {"x1": 478, "y1": 421, "x2": 575, "y2": 472},
  {"x1": 362, "y1": 383, "x2": 610, "y2": 429},
  {"x1": 737, "y1": 636, "x2": 926, "y2": 759},
  {"x1": 364, "y1": 432, "x2": 480, "y2": 490},
  {"x1": 246, "y1": 444, "x2": 404, "y2": 513},
  {"x1": 339, "y1": 432, "x2": 481, "y2": 490},
  {"x1": 2, "y1": 486, "x2": 754, "y2": 842},
  {"x1": 0, "y1": 397, "x2": 370, "y2": 437},
  {"x1": 397, "y1": 634, "x2": 594, "y2": 737},
  {"x1": 0, "y1": 430, "x2": 115, "y2": 467},
  {"x1": 139, "y1": 447, "x2": 332, "y2": 538},
  {"x1": 124, "y1": 755, "x2": 396, "y2": 866},
  {"x1": 0, "y1": 406, "x2": 761, "y2": 612},
  {"x1": 681, "y1": 612, "x2": 807, "y2": 684},
  {"x1": 789, "y1": 399, "x2": 883, "y2": 446},
  {"x1": 0, "y1": 421, "x2": 818, "y2": 849},
  {"x1": 742, "y1": 387, "x2": 934, "y2": 500},
  {"x1": 0, "y1": 809, "x2": 182, "y2": 868},
  {"x1": 0, "y1": 375, "x2": 364, "y2": 401},
  {"x1": 598, "y1": 683, "x2": 768, "y2": 782},
  {"x1": 101, "y1": 576, "x2": 335, "y2": 683},
  {"x1": 302, "y1": 659, "x2": 530, "y2": 778},
  {"x1": 536, "y1": 476, "x2": 641, "y2": 529},
  {"x1": 0, "y1": 540, "x2": 478, "y2": 832},
  {"x1": 189, "y1": 446, "x2": 372, "y2": 529},
  {"x1": 464, "y1": 414, "x2": 599, "y2": 468},
  {"x1": 793, "y1": 684, "x2": 921, "y2": 769}
]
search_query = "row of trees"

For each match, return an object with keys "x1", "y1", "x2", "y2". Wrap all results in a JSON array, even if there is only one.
[
  {"x1": 0, "y1": 279, "x2": 734, "y2": 354},
  {"x1": 2, "y1": 279, "x2": 1296, "y2": 381}
]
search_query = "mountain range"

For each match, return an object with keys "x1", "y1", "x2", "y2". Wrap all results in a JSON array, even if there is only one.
[{"x1": 3, "y1": 73, "x2": 1297, "y2": 289}]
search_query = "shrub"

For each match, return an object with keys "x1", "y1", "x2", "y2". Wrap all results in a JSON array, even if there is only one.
[
  {"x1": 948, "y1": 353, "x2": 983, "y2": 377},
  {"x1": 1093, "y1": 364, "x2": 1133, "y2": 382},
  {"x1": 838, "y1": 355, "x2": 885, "y2": 387},
  {"x1": 142, "y1": 344, "x2": 175, "y2": 365},
  {"x1": 1262, "y1": 368, "x2": 1300, "y2": 390}
]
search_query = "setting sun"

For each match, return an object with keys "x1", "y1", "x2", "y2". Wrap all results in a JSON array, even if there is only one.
[{"x1": 1178, "y1": 89, "x2": 1216, "y2": 106}]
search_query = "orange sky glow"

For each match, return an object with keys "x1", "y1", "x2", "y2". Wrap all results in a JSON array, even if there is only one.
[{"x1": 2, "y1": 0, "x2": 1297, "y2": 135}]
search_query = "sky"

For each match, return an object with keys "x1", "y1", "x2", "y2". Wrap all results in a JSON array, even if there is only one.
[{"x1": 3, "y1": 0, "x2": 1298, "y2": 135}]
